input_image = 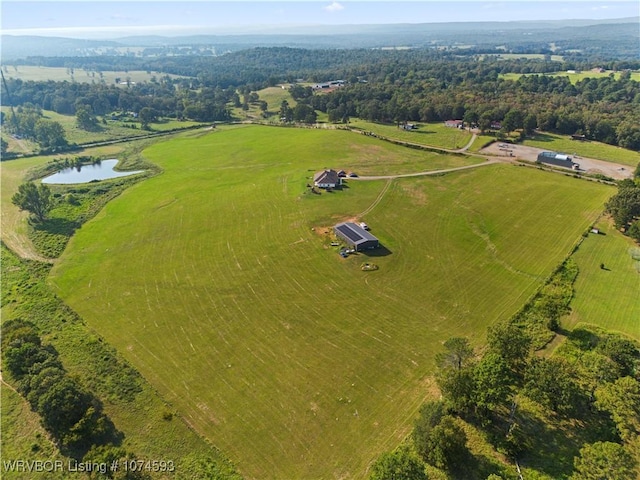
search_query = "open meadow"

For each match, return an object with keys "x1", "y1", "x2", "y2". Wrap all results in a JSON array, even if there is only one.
[
  {"x1": 47, "y1": 125, "x2": 614, "y2": 479},
  {"x1": 567, "y1": 218, "x2": 640, "y2": 340},
  {"x1": 348, "y1": 119, "x2": 474, "y2": 151}
]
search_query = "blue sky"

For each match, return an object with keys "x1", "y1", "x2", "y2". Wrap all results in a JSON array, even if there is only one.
[{"x1": 2, "y1": 1, "x2": 639, "y2": 37}]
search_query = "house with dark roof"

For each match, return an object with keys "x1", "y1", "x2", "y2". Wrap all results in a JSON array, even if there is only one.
[
  {"x1": 314, "y1": 169, "x2": 341, "y2": 188},
  {"x1": 334, "y1": 222, "x2": 379, "y2": 251}
]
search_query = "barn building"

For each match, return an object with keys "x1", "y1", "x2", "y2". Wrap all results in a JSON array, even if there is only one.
[
  {"x1": 334, "y1": 222, "x2": 379, "y2": 251},
  {"x1": 313, "y1": 169, "x2": 341, "y2": 188},
  {"x1": 536, "y1": 151, "x2": 579, "y2": 170}
]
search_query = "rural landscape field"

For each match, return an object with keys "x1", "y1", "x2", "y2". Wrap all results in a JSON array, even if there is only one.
[{"x1": 2, "y1": 4, "x2": 640, "y2": 480}]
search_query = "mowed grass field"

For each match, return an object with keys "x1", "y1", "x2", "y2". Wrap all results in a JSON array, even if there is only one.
[
  {"x1": 348, "y1": 119, "x2": 473, "y2": 150},
  {"x1": 49, "y1": 126, "x2": 612, "y2": 479},
  {"x1": 567, "y1": 218, "x2": 640, "y2": 340},
  {"x1": 523, "y1": 131, "x2": 640, "y2": 167}
]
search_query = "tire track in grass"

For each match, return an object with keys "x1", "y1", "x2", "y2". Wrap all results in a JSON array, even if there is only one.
[{"x1": 358, "y1": 178, "x2": 393, "y2": 218}]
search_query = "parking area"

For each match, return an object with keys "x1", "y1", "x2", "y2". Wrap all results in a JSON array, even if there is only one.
[{"x1": 480, "y1": 142, "x2": 633, "y2": 180}]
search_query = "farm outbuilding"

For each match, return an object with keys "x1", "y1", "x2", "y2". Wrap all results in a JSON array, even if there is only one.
[
  {"x1": 536, "y1": 151, "x2": 579, "y2": 170},
  {"x1": 334, "y1": 222, "x2": 379, "y2": 251}
]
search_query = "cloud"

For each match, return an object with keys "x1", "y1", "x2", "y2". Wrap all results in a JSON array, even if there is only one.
[{"x1": 324, "y1": 2, "x2": 345, "y2": 13}]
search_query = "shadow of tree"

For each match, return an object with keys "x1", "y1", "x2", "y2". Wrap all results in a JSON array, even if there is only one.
[{"x1": 33, "y1": 217, "x2": 80, "y2": 237}]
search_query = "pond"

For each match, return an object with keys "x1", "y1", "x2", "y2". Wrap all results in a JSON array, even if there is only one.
[{"x1": 42, "y1": 159, "x2": 144, "y2": 184}]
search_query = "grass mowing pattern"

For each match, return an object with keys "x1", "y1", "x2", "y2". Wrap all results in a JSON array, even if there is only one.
[
  {"x1": 49, "y1": 126, "x2": 612, "y2": 479},
  {"x1": 1, "y1": 244, "x2": 239, "y2": 479},
  {"x1": 567, "y1": 219, "x2": 640, "y2": 340},
  {"x1": 523, "y1": 131, "x2": 640, "y2": 167}
]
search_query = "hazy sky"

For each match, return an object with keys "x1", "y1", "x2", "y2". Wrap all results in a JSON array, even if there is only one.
[{"x1": 2, "y1": 1, "x2": 639, "y2": 37}]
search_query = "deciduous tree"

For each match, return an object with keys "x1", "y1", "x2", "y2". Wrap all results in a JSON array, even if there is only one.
[
  {"x1": 369, "y1": 447, "x2": 428, "y2": 480},
  {"x1": 570, "y1": 441, "x2": 637, "y2": 480},
  {"x1": 11, "y1": 182, "x2": 53, "y2": 222}
]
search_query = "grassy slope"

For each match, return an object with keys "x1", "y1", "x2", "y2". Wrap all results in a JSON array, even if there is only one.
[
  {"x1": 40, "y1": 110, "x2": 203, "y2": 145},
  {"x1": 567, "y1": 218, "x2": 640, "y2": 340},
  {"x1": 49, "y1": 126, "x2": 612, "y2": 479},
  {"x1": 523, "y1": 132, "x2": 640, "y2": 167},
  {"x1": 1, "y1": 244, "x2": 236, "y2": 479}
]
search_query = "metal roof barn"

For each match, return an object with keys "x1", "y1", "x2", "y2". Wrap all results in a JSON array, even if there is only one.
[{"x1": 334, "y1": 222, "x2": 379, "y2": 251}]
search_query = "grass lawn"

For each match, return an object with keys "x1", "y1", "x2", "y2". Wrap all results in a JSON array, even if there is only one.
[
  {"x1": 258, "y1": 86, "x2": 298, "y2": 111},
  {"x1": 3, "y1": 65, "x2": 186, "y2": 84},
  {"x1": 348, "y1": 119, "x2": 473, "y2": 150},
  {"x1": 49, "y1": 125, "x2": 612, "y2": 479},
  {"x1": 41, "y1": 110, "x2": 203, "y2": 146},
  {"x1": 523, "y1": 131, "x2": 640, "y2": 167},
  {"x1": 566, "y1": 218, "x2": 640, "y2": 340}
]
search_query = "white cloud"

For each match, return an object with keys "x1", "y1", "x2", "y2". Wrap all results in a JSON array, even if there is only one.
[{"x1": 324, "y1": 2, "x2": 345, "y2": 13}]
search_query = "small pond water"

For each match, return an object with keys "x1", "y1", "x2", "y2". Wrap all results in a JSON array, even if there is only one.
[{"x1": 42, "y1": 159, "x2": 144, "y2": 184}]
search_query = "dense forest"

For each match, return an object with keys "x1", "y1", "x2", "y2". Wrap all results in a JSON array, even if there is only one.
[{"x1": 3, "y1": 48, "x2": 639, "y2": 151}]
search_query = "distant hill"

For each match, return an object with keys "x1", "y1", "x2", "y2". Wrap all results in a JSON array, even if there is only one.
[{"x1": 1, "y1": 17, "x2": 638, "y2": 60}]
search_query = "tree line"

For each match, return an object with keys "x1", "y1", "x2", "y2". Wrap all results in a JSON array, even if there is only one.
[
  {"x1": 3, "y1": 49, "x2": 639, "y2": 149},
  {"x1": 2, "y1": 319, "x2": 121, "y2": 458},
  {"x1": 370, "y1": 259, "x2": 640, "y2": 479},
  {"x1": 605, "y1": 164, "x2": 640, "y2": 242}
]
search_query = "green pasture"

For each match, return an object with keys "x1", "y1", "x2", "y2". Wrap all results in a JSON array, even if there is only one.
[
  {"x1": 3, "y1": 65, "x2": 186, "y2": 85},
  {"x1": 348, "y1": 119, "x2": 474, "y2": 150},
  {"x1": 258, "y1": 86, "x2": 298, "y2": 111},
  {"x1": 523, "y1": 132, "x2": 640, "y2": 167},
  {"x1": 567, "y1": 218, "x2": 640, "y2": 340},
  {"x1": 230, "y1": 86, "x2": 297, "y2": 122},
  {"x1": 1, "y1": 107, "x2": 204, "y2": 154},
  {"x1": 500, "y1": 70, "x2": 640, "y2": 83},
  {"x1": 41, "y1": 110, "x2": 203, "y2": 146},
  {"x1": 49, "y1": 126, "x2": 612, "y2": 479}
]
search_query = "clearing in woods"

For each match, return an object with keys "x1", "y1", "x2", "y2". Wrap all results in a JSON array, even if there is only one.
[{"x1": 48, "y1": 125, "x2": 613, "y2": 479}]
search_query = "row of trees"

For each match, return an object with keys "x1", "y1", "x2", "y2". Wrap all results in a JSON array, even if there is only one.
[
  {"x1": 371, "y1": 323, "x2": 640, "y2": 479},
  {"x1": 2, "y1": 105, "x2": 68, "y2": 150},
  {"x1": 3, "y1": 50, "x2": 639, "y2": 147},
  {"x1": 2, "y1": 319, "x2": 120, "y2": 456},
  {"x1": 606, "y1": 165, "x2": 640, "y2": 242},
  {"x1": 307, "y1": 72, "x2": 640, "y2": 148}
]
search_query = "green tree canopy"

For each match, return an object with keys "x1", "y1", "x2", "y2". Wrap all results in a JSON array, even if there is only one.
[
  {"x1": 75, "y1": 104, "x2": 99, "y2": 131},
  {"x1": 369, "y1": 447, "x2": 428, "y2": 480},
  {"x1": 524, "y1": 357, "x2": 585, "y2": 416},
  {"x1": 11, "y1": 182, "x2": 53, "y2": 222},
  {"x1": 487, "y1": 321, "x2": 531, "y2": 377},
  {"x1": 570, "y1": 441, "x2": 637, "y2": 480},
  {"x1": 595, "y1": 376, "x2": 640, "y2": 443},
  {"x1": 435, "y1": 337, "x2": 474, "y2": 371}
]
